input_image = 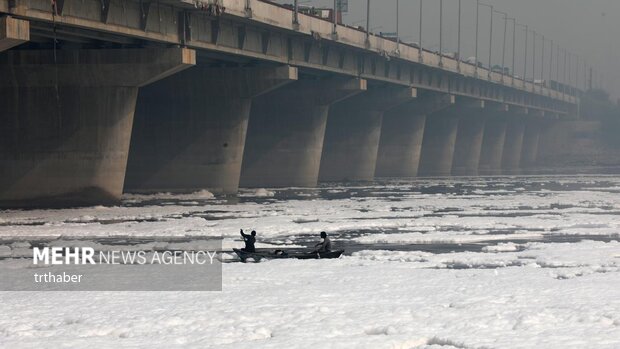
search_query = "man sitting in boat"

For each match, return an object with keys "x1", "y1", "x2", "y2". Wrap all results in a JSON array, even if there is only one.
[
  {"x1": 314, "y1": 231, "x2": 331, "y2": 252},
  {"x1": 240, "y1": 229, "x2": 257, "y2": 253}
]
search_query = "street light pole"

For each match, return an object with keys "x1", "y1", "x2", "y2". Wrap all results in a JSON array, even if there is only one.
[
  {"x1": 556, "y1": 45, "x2": 560, "y2": 83},
  {"x1": 567, "y1": 51, "x2": 571, "y2": 88},
  {"x1": 532, "y1": 31, "x2": 536, "y2": 83},
  {"x1": 419, "y1": 0, "x2": 423, "y2": 62},
  {"x1": 509, "y1": 17, "x2": 515, "y2": 84},
  {"x1": 563, "y1": 48, "x2": 567, "y2": 92},
  {"x1": 332, "y1": 0, "x2": 337, "y2": 36},
  {"x1": 365, "y1": 0, "x2": 370, "y2": 46},
  {"x1": 517, "y1": 24, "x2": 528, "y2": 82},
  {"x1": 475, "y1": 0, "x2": 479, "y2": 75},
  {"x1": 293, "y1": 0, "x2": 299, "y2": 27},
  {"x1": 541, "y1": 35, "x2": 545, "y2": 82},
  {"x1": 494, "y1": 10, "x2": 508, "y2": 81},
  {"x1": 576, "y1": 55, "x2": 580, "y2": 91},
  {"x1": 439, "y1": 0, "x2": 443, "y2": 66},
  {"x1": 457, "y1": 0, "x2": 462, "y2": 71},
  {"x1": 549, "y1": 39, "x2": 553, "y2": 82},
  {"x1": 396, "y1": 0, "x2": 399, "y2": 44},
  {"x1": 487, "y1": 4, "x2": 493, "y2": 78}
]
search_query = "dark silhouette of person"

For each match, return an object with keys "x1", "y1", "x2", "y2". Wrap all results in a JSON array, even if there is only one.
[
  {"x1": 314, "y1": 231, "x2": 331, "y2": 252},
  {"x1": 240, "y1": 229, "x2": 256, "y2": 253}
]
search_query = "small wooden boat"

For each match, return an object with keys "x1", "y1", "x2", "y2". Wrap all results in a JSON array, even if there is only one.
[{"x1": 233, "y1": 248, "x2": 344, "y2": 262}]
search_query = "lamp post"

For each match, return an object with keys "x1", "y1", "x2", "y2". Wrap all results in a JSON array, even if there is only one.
[
  {"x1": 494, "y1": 10, "x2": 508, "y2": 81},
  {"x1": 475, "y1": 0, "x2": 479, "y2": 75},
  {"x1": 418, "y1": 0, "x2": 423, "y2": 62},
  {"x1": 516, "y1": 23, "x2": 528, "y2": 82},
  {"x1": 457, "y1": 0, "x2": 462, "y2": 71},
  {"x1": 508, "y1": 17, "x2": 516, "y2": 84},
  {"x1": 439, "y1": 0, "x2": 443, "y2": 66},
  {"x1": 549, "y1": 39, "x2": 553, "y2": 82},
  {"x1": 332, "y1": 0, "x2": 337, "y2": 36},
  {"x1": 575, "y1": 55, "x2": 580, "y2": 92},
  {"x1": 532, "y1": 30, "x2": 536, "y2": 84},
  {"x1": 541, "y1": 35, "x2": 545, "y2": 83},
  {"x1": 365, "y1": 0, "x2": 370, "y2": 46},
  {"x1": 396, "y1": 0, "x2": 399, "y2": 44},
  {"x1": 567, "y1": 51, "x2": 571, "y2": 89},
  {"x1": 485, "y1": 3, "x2": 494, "y2": 78},
  {"x1": 556, "y1": 44, "x2": 560, "y2": 84},
  {"x1": 563, "y1": 48, "x2": 567, "y2": 92}
]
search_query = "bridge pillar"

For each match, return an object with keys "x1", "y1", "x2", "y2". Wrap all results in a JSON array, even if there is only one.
[
  {"x1": 375, "y1": 111, "x2": 426, "y2": 178},
  {"x1": 319, "y1": 86, "x2": 417, "y2": 182},
  {"x1": 1, "y1": 16, "x2": 29, "y2": 52},
  {"x1": 125, "y1": 66, "x2": 297, "y2": 194},
  {"x1": 501, "y1": 120, "x2": 527, "y2": 174},
  {"x1": 452, "y1": 116, "x2": 486, "y2": 176},
  {"x1": 418, "y1": 111, "x2": 460, "y2": 177},
  {"x1": 375, "y1": 93, "x2": 454, "y2": 178},
  {"x1": 520, "y1": 121, "x2": 542, "y2": 169},
  {"x1": 479, "y1": 118, "x2": 508, "y2": 175},
  {"x1": 240, "y1": 78, "x2": 366, "y2": 188},
  {"x1": 0, "y1": 48, "x2": 195, "y2": 208}
]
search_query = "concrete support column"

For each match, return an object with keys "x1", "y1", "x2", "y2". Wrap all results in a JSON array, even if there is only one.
[
  {"x1": 125, "y1": 66, "x2": 297, "y2": 194},
  {"x1": 375, "y1": 111, "x2": 426, "y2": 178},
  {"x1": 240, "y1": 78, "x2": 366, "y2": 188},
  {"x1": 520, "y1": 121, "x2": 542, "y2": 168},
  {"x1": 452, "y1": 116, "x2": 486, "y2": 176},
  {"x1": 502, "y1": 120, "x2": 527, "y2": 173},
  {"x1": 1, "y1": 16, "x2": 29, "y2": 52},
  {"x1": 418, "y1": 111, "x2": 460, "y2": 177},
  {"x1": 319, "y1": 86, "x2": 417, "y2": 182},
  {"x1": 0, "y1": 48, "x2": 195, "y2": 208},
  {"x1": 479, "y1": 118, "x2": 508, "y2": 175}
]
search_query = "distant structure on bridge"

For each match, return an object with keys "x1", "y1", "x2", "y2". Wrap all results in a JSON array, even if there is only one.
[{"x1": 1, "y1": 0, "x2": 584, "y2": 208}]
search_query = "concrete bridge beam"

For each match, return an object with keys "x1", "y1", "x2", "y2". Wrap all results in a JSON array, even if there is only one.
[
  {"x1": 478, "y1": 117, "x2": 508, "y2": 175},
  {"x1": 0, "y1": 16, "x2": 29, "y2": 52},
  {"x1": 0, "y1": 48, "x2": 195, "y2": 208},
  {"x1": 319, "y1": 86, "x2": 417, "y2": 182},
  {"x1": 125, "y1": 65, "x2": 298, "y2": 194},
  {"x1": 240, "y1": 77, "x2": 367, "y2": 188}
]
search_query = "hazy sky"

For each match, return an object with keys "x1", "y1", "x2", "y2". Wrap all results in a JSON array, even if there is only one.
[{"x1": 275, "y1": 0, "x2": 620, "y2": 99}]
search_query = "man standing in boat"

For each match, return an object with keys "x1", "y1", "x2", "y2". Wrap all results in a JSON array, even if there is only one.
[
  {"x1": 240, "y1": 229, "x2": 257, "y2": 253},
  {"x1": 314, "y1": 231, "x2": 331, "y2": 252}
]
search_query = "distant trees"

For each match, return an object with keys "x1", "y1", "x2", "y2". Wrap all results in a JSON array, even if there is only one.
[{"x1": 581, "y1": 89, "x2": 620, "y2": 147}]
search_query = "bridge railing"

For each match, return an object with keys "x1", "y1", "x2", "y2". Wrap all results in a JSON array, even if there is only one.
[{"x1": 225, "y1": 0, "x2": 575, "y2": 105}]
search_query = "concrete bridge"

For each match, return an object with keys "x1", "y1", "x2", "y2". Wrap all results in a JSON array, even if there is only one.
[{"x1": 1, "y1": 0, "x2": 579, "y2": 208}]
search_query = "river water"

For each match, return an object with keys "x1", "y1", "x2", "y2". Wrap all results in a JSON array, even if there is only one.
[
  {"x1": 1, "y1": 175, "x2": 619, "y2": 256},
  {"x1": 1, "y1": 175, "x2": 620, "y2": 348}
]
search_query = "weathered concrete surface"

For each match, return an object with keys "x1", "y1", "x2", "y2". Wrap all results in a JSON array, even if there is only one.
[
  {"x1": 418, "y1": 111, "x2": 460, "y2": 177},
  {"x1": 240, "y1": 78, "x2": 366, "y2": 188},
  {"x1": 479, "y1": 118, "x2": 508, "y2": 175},
  {"x1": 125, "y1": 66, "x2": 297, "y2": 194},
  {"x1": 502, "y1": 120, "x2": 527, "y2": 173},
  {"x1": 319, "y1": 86, "x2": 417, "y2": 182},
  {"x1": 0, "y1": 16, "x2": 29, "y2": 52},
  {"x1": 0, "y1": 48, "x2": 194, "y2": 208},
  {"x1": 452, "y1": 116, "x2": 486, "y2": 176}
]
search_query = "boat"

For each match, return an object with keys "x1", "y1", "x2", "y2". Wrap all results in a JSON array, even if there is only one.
[{"x1": 233, "y1": 248, "x2": 344, "y2": 262}]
